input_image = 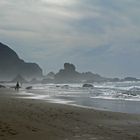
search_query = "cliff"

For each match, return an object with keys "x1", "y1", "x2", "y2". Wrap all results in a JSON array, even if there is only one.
[{"x1": 0, "y1": 42, "x2": 43, "y2": 81}]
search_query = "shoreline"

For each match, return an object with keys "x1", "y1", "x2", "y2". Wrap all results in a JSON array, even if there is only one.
[
  {"x1": 0, "y1": 88, "x2": 140, "y2": 140},
  {"x1": 20, "y1": 88, "x2": 140, "y2": 115}
]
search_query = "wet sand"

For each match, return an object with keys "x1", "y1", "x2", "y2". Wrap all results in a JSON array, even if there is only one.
[{"x1": 0, "y1": 88, "x2": 140, "y2": 140}]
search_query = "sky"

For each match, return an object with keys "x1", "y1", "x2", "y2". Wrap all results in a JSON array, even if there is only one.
[{"x1": 0, "y1": 0, "x2": 140, "y2": 78}]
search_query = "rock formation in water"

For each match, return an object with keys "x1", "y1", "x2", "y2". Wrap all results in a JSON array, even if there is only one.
[
  {"x1": 0, "y1": 42, "x2": 43, "y2": 81},
  {"x1": 55, "y1": 63, "x2": 81, "y2": 83},
  {"x1": 54, "y1": 63, "x2": 107, "y2": 83}
]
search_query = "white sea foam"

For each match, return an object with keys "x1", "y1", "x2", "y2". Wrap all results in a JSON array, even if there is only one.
[
  {"x1": 25, "y1": 82, "x2": 140, "y2": 101},
  {"x1": 17, "y1": 81, "x2": 140, "y2": 114}
]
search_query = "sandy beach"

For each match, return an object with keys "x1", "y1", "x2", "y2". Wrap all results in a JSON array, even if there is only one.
[{"x1": 0, "y1": 88, "x2": 140, "y2": 140}]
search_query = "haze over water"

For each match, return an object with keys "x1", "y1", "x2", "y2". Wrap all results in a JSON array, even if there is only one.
[{"x1": 16, "y1": 81, "x2": 140, "y2": 114}]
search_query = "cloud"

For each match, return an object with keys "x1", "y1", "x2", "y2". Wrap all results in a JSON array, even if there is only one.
[{"x1": 0, "y1": 0, "x2": 140, "y2": 77}]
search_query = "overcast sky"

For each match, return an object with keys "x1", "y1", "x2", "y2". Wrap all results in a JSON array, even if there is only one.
[{"x1": 0, "y1": 0, "x2": 140, "y2": 78}]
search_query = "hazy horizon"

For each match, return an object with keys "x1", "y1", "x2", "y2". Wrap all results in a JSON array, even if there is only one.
[{"x1": 0, "y1": 0, "x2": 140, "y2": 78}]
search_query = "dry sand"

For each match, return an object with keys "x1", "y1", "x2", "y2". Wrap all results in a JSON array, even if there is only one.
[{"x1": 0, "y1": 88, "x2": 140, "y2": 140}]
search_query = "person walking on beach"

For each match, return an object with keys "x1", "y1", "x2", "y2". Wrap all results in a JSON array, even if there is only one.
[{"x1": 15, "y1": 81, "x2": 20, "y2": 91}]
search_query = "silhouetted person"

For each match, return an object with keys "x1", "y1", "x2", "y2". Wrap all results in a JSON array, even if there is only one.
[{"x1": 15, "y1": 81, "x2": 20, "y2": 91}]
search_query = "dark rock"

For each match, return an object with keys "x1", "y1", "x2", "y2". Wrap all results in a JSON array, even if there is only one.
[
  {"x1": 55, "y1": 63, "x2": 81, "y2": 83},
  {"x1": 64, "y1": 63, "x2": 76, "y2": 72},
  {"x1": 81, "y1": 72, "x2": 106, "y2": 82},
  {"x1": 82, "y1": 84, "x2": 93, "y2": 88},
  {"x1": 26, "y1": 86, "x2": 32, "y2": 90},
  {"x1": 54, "y1": 63, "x2": 108, "y2": 83},
  {"x1": 0, "y1": 85, "x2": 6, "y2": 88},
  {"x1": 61, "y1": 85, "x2": 69, "y2": 89},
  {"x1": 0, "y1": 42, "x2": 43, "y2": 80}
]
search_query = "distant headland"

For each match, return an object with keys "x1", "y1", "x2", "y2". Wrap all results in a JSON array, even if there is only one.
[
  {"x1": 43, "y1": 63, "x2": 140, "y2": 84},
  {"x1": 0, "y1": 42, "x2": 139, "y2": 83},
  {"x1": 0, "y1": 42, "x2": 43, "y2": 81}
]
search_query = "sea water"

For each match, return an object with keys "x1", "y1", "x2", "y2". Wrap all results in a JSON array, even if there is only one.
[{"x1": 21, "y1": 81, "x2": 140, "y2": 114}]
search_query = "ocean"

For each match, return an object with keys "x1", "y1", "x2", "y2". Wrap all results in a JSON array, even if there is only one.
[{"x1": 18, "y1": 81, "x2": 140, "y2": 114}]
